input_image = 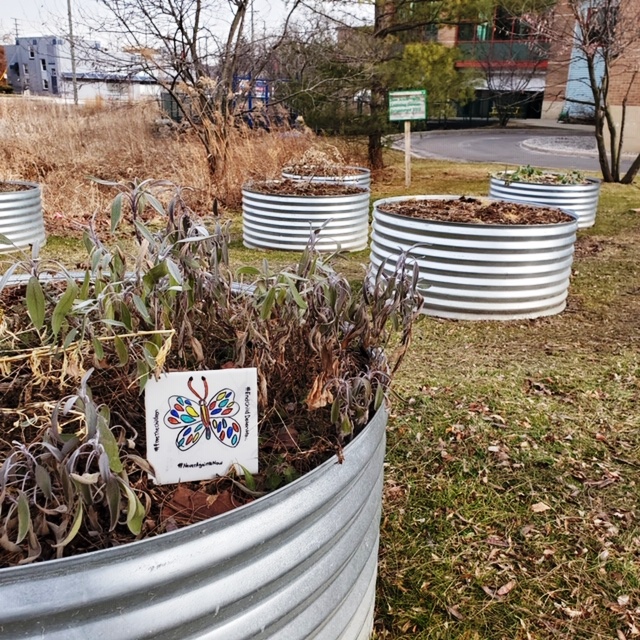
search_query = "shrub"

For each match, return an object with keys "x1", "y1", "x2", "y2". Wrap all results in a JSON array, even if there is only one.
[{"x1": 0, "y1": 179, "x2": 422, "y2": 566}]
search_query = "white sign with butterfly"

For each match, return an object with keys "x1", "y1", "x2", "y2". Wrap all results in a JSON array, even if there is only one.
[{"x1": 145, "y1": 368, "x2": 258, "y2": 484}]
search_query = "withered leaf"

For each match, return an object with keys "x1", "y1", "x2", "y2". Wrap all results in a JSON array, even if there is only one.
[
  {"x1": 531, "y1": 502, "x2": 551, "y2": 513},
  {"x1": 497, "y1": 580, "x2": 516, "y2": 596}
]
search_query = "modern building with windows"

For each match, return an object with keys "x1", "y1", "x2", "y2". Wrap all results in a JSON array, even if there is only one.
[{"x1": 5, "y1": 36, "x2": 160, "y2": 101}]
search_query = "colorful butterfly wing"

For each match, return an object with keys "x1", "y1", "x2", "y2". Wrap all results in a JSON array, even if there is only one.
[
  {"x1": 163, "y1": 395, "x2": 207, "y2": 451},
  {"x1": 212, "y1": 417, "x2": 242, "y2": 448},
  {"x1": 164, "y1": 395, "x2": 201, "y2": 429},
  {"x1": 208, "y1": 388, "x2": 240, "y2": 420},
  {"x1": 175, "y1": 422, "x2": 207, "y2": 451}
]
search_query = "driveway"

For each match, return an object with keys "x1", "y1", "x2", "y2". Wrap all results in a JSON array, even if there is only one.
[{"x1": 399, "y1": 127, "x2": 633, "y2": 175}]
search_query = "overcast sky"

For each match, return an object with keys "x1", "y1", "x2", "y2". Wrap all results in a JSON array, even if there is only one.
[{"x1": 0, "y1": 0, "x2": 372, "y2": 44}]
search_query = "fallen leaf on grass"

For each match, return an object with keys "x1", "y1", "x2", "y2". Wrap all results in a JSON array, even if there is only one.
[
  {"x1": 531, "y1": 502, "x2": 551, "y2": 513},
  {"x1": 497, "y1": 580, "x2": 516, "y2": 596},
  {"x1": 486, "y1": 535, "x2": 510, "y2": 548},
  {"x1": 618, "y1": 595, "x2": 630, "y2": 606},
  {"x1": 447, "y1": 604, "x2": 465, "y2": 620},
  {"x1": 482, "y1": 582, "x2": 516, "y2": 600}
]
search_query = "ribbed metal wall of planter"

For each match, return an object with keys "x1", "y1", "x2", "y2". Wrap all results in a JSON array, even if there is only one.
[
  {"x1": 489, "y1": 175, "x2": 600, "y2": 229},
  {"x1": 242, "y1": 185, "x2": 370, "y2": 252},
  {"x1": 370, "y1": 195, "x2": 578, "y2": 320},
  {"x1": 0, "y1": 181, "x2": 46, "y2": 252},
  {"x1": 282, "y1": 167, "x2": 371, "y2": 189},
  {"x1": 0, "y1": 406, "x2": 387, "y2": 640}
]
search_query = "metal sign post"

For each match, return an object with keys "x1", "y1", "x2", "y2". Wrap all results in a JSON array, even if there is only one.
[{"x1": 389, "y1": 90, "x2": 427, "y2": 188}]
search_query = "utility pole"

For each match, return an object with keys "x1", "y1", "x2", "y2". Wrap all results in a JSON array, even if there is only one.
[
  {"x1": 250, "y1": 0, "x2": 254, "y2": 44},
  {"x1": 66, "y1": 0, "x2": 79, "y2": 105},
  {"x1": 13, "y1": 18, "x2": 19, "y2": 39}
]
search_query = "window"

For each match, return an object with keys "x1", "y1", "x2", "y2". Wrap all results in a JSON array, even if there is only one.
[
  {"x1": 458, "y1": 23, "x2": 475, "y2": 41},
  {"x1": 28, "y1": 46, "x2": 35, "y2": 59},
  {"x1": 458, "y1": 6, "x2": 536, "y2": 44},
  {"x1": 50, "y1": 67, "x2": 57, "y2": 77},
  {"x1": 458, "y1": 21, "x2": 490, "y2": 42},
  {"x1": 23, "y1": 64, "x2": 29, "y2": 76},
  {"x1": 42, "y1": 79, "x2": 49, "y2": 90},
  {"x1": 40, "y1": 59, "x2": 47, "y2": 71}
]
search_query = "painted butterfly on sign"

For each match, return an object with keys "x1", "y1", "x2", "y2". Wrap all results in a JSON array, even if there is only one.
[{"x1": 164, "y1": 376, "x2": 241, "y2": 450}]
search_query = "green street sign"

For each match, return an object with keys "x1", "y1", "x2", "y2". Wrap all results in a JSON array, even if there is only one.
[{"x1": 388, "y1": 90, "x2": 427, "y2": 121}]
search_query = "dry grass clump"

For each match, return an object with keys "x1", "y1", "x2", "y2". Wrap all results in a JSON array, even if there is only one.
[
  {"x1": 0, "y1": 97, "x2": 338, "y2": 235},
  {"x1": 0, "y1": 98, "x2": 208, "y2": 234}
]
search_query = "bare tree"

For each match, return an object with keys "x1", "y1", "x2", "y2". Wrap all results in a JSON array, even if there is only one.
[
  {"x1": 95, "y1": 0, "x2": 301, "y2": 176},
  {"x1": 535, "y1": 0, "x2": 640, "y2": 183}
]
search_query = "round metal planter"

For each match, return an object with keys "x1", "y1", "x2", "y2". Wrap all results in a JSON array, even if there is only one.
[
  {"x1": 242, "y1": 184, "x2": 370, "y2": 252},
  {"x1": 489, "y1": 174, "x2": 600, "y2": 229},
  {"x1": 370, "y1": 195, "x2": 578, "y2": 321},
  {"x1": 0, "y1": 181, "x2": 46, "y2": 252},
  {"x1": 0, "y1": 405, "x2": 387, "y2": 640},
  {"x1": 282, "y1": 167, "x2": 371, "y2": 190}
]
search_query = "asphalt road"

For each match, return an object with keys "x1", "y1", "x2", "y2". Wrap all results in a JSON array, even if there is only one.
[{"x1": 401, "y1": 127, "x2": 631, "y2": 174}]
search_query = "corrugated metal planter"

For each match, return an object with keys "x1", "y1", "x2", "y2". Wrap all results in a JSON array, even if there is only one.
[
  {"x1": 243, "y1": 183, "x2": 370, "y2": 252},
  {"x1": 282, "y1": 166, "x2": 371, "y2": 190},
  {"x1": 489, "y1": 174, "x2": 600, "y2": 229},
  {"x1": 0, "y1": 405, "x2": 387, "y2": 640},
  {"x1": 0, "y1": 181, "x2": 46, "y2": 252},
  {"x1": 370, "y1": 195, "x2": 578, "y2": 321}
]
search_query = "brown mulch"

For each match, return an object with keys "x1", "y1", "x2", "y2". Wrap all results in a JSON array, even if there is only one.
[
  {"x1": 378, "y1": 196, "x2": 575, "y2": 225},
  {"x1": 246, "y1": 179, "x2": 365, "y2": 197},
  {"x1": 283, "y1": 164, "x2": 363, "y2": 178},
  {"x1": 0, "y1": 182, "x2": 34, "y2": 192}
]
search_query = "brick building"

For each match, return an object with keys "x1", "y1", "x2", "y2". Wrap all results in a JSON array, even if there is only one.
[{"x1": 542, "y1": 0, "x2": 640, "y2": 151}]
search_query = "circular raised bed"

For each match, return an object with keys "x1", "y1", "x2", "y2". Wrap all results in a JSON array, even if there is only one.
[
  {"x1": 0, "y1": 181, "x2": 46, "y2": 252},
  {"x1": 242, "y1": 181, "x2": 370, "y2": 252},
  {"x1": 0, "y1": 406, "x2": 387, "y2": 639},
  {"x1": 282, "y1": 166, "x2": 371, "y2": 189},
  {"x1": 370, "y1": 195, "x2": 578, "y2": 320},
  {"x1": 489, "y1": 173, "x2": 600, "y2": 229}
]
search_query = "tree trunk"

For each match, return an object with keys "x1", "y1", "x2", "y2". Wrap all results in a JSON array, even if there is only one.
[
  {"x1": 621, "y1": 153, "x2": 640, "y2": 184},
  {"x1": 368, "y1": 132, "x2": 384, "y2": 170},
  {"x1": 368, "y1": 82, "x2": 386, "y2": 171}
]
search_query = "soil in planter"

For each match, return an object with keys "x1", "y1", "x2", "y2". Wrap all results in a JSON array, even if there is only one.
[
  {"x1": 494, "y1": 169, "x2": 590, "y2": 186},
  {"x1": 248, "y1": 179, "x2": 365, "y2": 197},
  {"x1": 283, "y1": 164, "x2": 363, "y2": 178},
  {"x1": 0, "y1": 182, "x2": 34, "y2": 193},
  {"x1": 378, "y1": 196, "x2": 575, "y2": 225}
]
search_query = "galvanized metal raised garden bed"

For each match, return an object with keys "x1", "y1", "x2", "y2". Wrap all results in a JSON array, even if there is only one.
[
  {"x1": 370, "y1": 195, "x2": 578, "y2": 321},
  {"x1": 0, "y1": 405, "x2": 387, "y2": 640},
  {"x1": 282, "y1": 166, "x2": 371, "y2": 190},
  {"x1": 242, "y1": 184, "x2": 370, "y2": 252},
  {"x1": 0, "y1": 181, "x2": 46, "y2": 252},
  {"x1": 489, "y1": 174, "x2": 600, "y2": 229}
]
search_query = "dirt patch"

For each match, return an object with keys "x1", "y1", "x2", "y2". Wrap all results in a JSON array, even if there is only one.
[
  {"x1": 574, "y1": 236, "x2": 606, "y2": 258},
  {"x1": 378, "y1": 196, "x2": 575, "y2": 225},
  {"x1": 0, "y1": 182, "x2": 34, "y2": 193},
  {"x1": 247, "y1": 179, "x2": 365, "y2": 197}
]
